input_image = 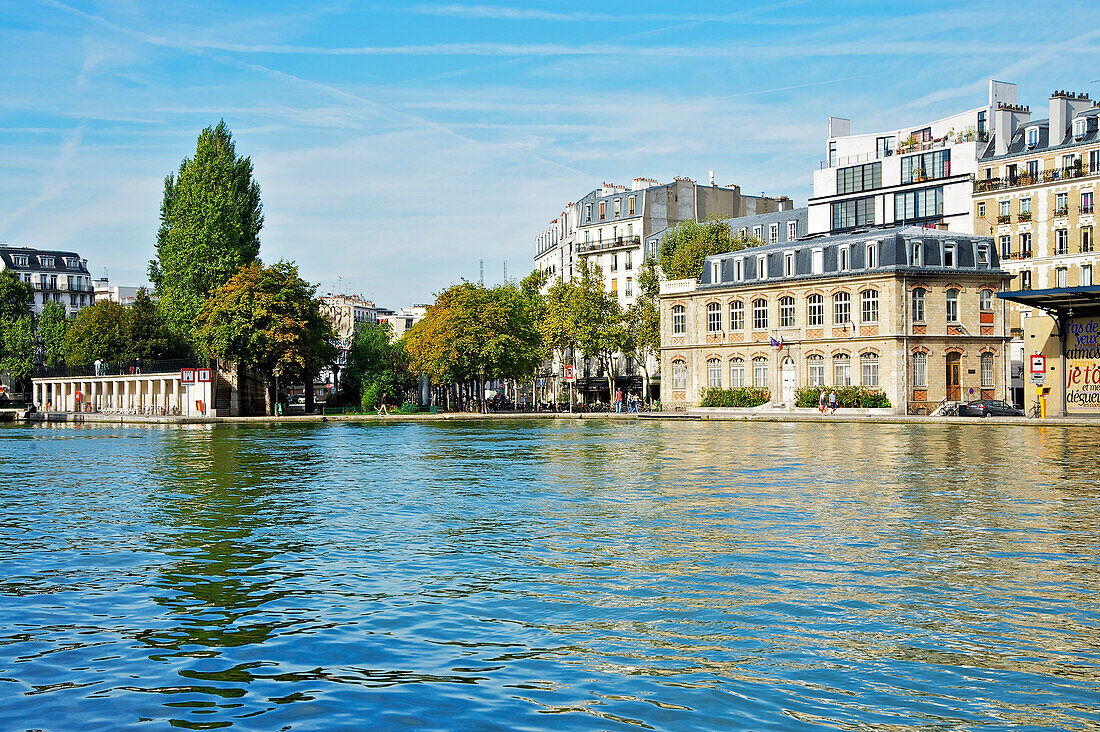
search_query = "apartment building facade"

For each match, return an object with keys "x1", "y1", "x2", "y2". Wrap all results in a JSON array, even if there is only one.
[
  {"x1": 971, "y1": 90, "x2": 1100, "y2": 405},
  {"x1": 808, "y1": 81, "x2": 1021, "y2": 236},
  {"x1": 0, "y1": 245, "x2": 94, "y2": 316},
  {"x1": 659, "y1": 227, "x2": 1012, "y2": 414}
]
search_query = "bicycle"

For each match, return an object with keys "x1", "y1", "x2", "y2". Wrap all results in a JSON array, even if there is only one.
[{"x1": 1027, "y1": 399, "x2": 1042, "y2": 419}]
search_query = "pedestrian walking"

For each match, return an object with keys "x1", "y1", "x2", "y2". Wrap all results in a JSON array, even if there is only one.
[
  {"x1": 828, "y1": 390, "x2": 838, "y2": 415},
  {"x1": 377, "y1": 392, "x2": 390, "y2": 416},
  {"x1": 614, "y1": 388, "x2": 623, "y2": 413},
  {"x1": 818, "y1": 389, "x2": 827, "y2": 414}
]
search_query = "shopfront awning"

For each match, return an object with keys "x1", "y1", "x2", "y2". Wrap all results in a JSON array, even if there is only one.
[{"x1": 997, "y1": 286, "x2": 1100, "y2": 317}]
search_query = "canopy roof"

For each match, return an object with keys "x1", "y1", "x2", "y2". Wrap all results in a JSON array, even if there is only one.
[{"x1": 997, "y1": 286, "x2": 1100, "y2": 316}]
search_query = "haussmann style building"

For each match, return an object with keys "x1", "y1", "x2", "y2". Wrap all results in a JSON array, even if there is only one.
[{"x1": 659, "y1": 226, "x2": 1013, "y2": 414}]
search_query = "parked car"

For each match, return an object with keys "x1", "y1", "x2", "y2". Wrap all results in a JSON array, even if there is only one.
[{"x1": 957, "y1": 399, "x2": 1024, "y2": 417}]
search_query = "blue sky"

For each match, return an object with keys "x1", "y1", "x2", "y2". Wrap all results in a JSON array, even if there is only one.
[{"x1": 3, "y1": 1, "x2": 1100, "y2": 307}]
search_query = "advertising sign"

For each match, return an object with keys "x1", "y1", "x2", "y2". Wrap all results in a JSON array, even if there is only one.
[{"x1": 1065, "y1": 316, "x2": 1100, "y2": 414}]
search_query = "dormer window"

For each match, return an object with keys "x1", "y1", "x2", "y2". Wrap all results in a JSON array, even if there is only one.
[
  {"x1": 784, "y1": 251, "x2": 795, "y2": 277},
  {"x1": 944, "y1": 244, "x2": 956, "y2": 268},
  {"x1": 1026, "y1": 127, "x2": 1039, "y2": 148},
  {"x1": 711, "y1": 261, "x2": 720, "y2": 282},
  {"x1": 756, "y1": 255, "x2": 767, "y2": 280},
  {"x1": 911, "y1": 242, "x2": 923, "y2": 267},
  {"x1": 1074, "y1": 118, "x2": 1087, "y2": 139},
  {"x1": 865, "y1": 242, "x2": 878, "y2": 269},
  {"x1": 838, "y1": 245, "x2": 850, "y2": 272},
  {"x1": 735, "y1": 259, "x2": 743, "y2": 282},
  {"x1": 12, "y1": 254, "x2": 28, "y2": 267},
  {"x1": 64, "y1": 257, "x2": 79, "y2": 268},
  {"x1": 40, "y1": 256, "x2": 54, "y2": 268}
]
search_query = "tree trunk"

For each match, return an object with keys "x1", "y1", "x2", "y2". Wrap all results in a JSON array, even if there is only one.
[
  {"x1": 305, "y1": 378, "x2": 315, "y2": 413},
  {"x1": 640, "y1": 363, "x2": 650, "y2": 401},
  {"x1": 264, "y1": 377, "x2": 274, "y2": 416}
]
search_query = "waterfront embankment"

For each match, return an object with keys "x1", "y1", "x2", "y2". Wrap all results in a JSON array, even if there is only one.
[{"x1": 20, "y1": 408, "x2": 1100, "y2": 428}]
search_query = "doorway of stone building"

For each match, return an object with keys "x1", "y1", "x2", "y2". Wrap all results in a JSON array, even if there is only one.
[
  {"x1": 781, "y1": 357, "x2": 796, "y2": 405},
  {"x1": 946, "y1": 353, "x2": 961, "y2": 401}
]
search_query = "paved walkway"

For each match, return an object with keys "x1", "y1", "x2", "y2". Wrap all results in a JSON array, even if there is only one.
[{"x1": 18, "y1": 409, "x2": 1100, "y2": 428}]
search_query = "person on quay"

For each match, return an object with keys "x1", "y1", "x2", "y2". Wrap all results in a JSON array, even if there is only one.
[
  {"x1": 614, "y1": 388, "x2": 623, "y2": 413},
  {"x1": 377, "y1": 392, "x2": 389, "y2": 416},
  {"x1": 818, "y1": 389, "x2": 828, "y2": 414},
  {"x1": 828, "y1": 390, "x2": 838, "y2": 415}
]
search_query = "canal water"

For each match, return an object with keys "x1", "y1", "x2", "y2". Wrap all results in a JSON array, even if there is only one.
[{"x1": 0, "y1": 419, "x2": 1098, "y2": 731}]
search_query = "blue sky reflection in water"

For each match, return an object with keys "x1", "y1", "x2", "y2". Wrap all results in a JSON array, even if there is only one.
[{"x1": 0, "y1": 419, "x2": 1098, "y2": 730}]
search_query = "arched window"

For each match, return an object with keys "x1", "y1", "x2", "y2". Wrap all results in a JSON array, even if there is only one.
[
  {"x1": 981, "y1": 352, "x2": 994, "y2": 388},
  {"x1": 861, "y1": 289, "x2": 879, "y2": 323},
  {"x1": 833, "y1": 292, "x2": 851, "y2": 326},
  {"x1": 729, "y1": 358, "x2": 745, "y2": 388},
  {"x1": 672, "y1": 305, "x2": 686, "y2": 334},
  {"x1": 833, "y1": 353, "x2": 851, "y2": 386},
  {"x1": 707, "y1": 302, "x2": 722, "y2": 333},
  {"x1": 980, "y1": 289, "x2": 993, "y2": 310},
  {"x1": 912, "y1": 352, "x2": 927, "y2": 387},
  {"x1": 729, "y1": 301, "x2": 744, "y2": 330},
  {"x1": 807, "y1": 355, "x2": 824, "y2": 387},
  {"x1": 779, "y1": 296, "x2": 795, "y2": 327},
  {"x1": 946, "y1": 289, "x2": 959, "y2": 323},
  {"x1": 752, "y1": 357, "x2": 769, "y2": 388},
  {"x1": 707, "y1": 358, "x2": 722, "y2": 388},
  {"x1": 807, "y1": 294, "x2": 824, "y2": 327},
  {"x1": 912, "y1": 288, "x2": 926, "y2": 322},
  {"x1": 860, "y1": 352, "x2": 879, "y2": 387},
  {"x1": 752, "y1": 298, "x2": 768, "y2": 330},
  {"x1": 672, "y1": 360, "x2": 687, "y2": 389}
]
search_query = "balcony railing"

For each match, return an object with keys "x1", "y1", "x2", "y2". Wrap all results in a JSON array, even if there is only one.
[
  {"x1": 974, "y1": 165, "x2": 1100, "y2": 193},
  {"x1": 996, "y1": 214, "x2": 1011, "y2": 224},
  {"x1": 1017, "y1": 211, "x2": 1032, "y2": 222},
  {"x1": 34, "y1": 357, "x2": 205, "y2": 379},
  {"x1": 1082, "y1": 204, "x2": 1094, "y2": 215},
  {"x1": 1054, "y1": 206, "x2": 1069, "y2": 217},
  {"x1": 577, "y1": 235, "x2": 641, "y2": 254}
]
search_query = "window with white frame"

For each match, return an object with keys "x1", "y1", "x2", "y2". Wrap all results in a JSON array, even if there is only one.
[
  {"x1": 833, "y1": 292, "x2": 851, "y2": 326},
  {"x1": 977, "y1": 245, "x2": 990, "y2": 268},
  {"x1": 735, "y1": 259, "x2": 743, "y2": 281},
  {"x1": 753, "y1": 225, "x2": 763, "y2": 240},
  {"x1": 788, "y1": 221, "x2": 798, "y2": 240},
  {"x1": 757, "y1": 255, "x2": 767, "y2": 279},
  {"x1": 978, "y1": 289, "x2": 992, "y2": 311},
  {"x1": 946, "y1": 289, "x2": 959, "y2": 322},
  {"x1": 729, "y1": 358, "x2": 744, "y2": 387},
  {"x1": 628, "y1": 195, "x2": 636, "y2": 215},
  {"x1": 912, "y1": 242, "x2": 923, "y2": 266},
  {"x1": 672, "y1": 305, "x2": 685, "y2": 334},
  {"x1": 752, "y1": 357, "x2": 768, "y2": 389},
  {"x1": 1020, "y1": 197, "x2": 1031, "y2": 214},
  {"x1": 838, "y1": 246, "x2": 850, "y2": 271},
  {"x1": 1082, "y1": 264, "x2": 1093, "y2": 287},
  {"x1": 860, "y1": 353, "x2": 879, "y2": 387},
  {"x1": 779, "y1": 296, "x2": 795, "y2": 327},
  {"x1": 1056, "y1": 192, "x2": 1068, "y2": 215},
  {"x1": 1083, "y1": 191, "x2": 1094, "y2": 214},
  {"x1": 672, "y1": 361, "x2": 687, "y2": 389},
  {"x1": 833, "y1": 354, "x2": 851, "y2": 386},
  {"x1": 861, "y1": 290, "x2": 879, "y2": 323},
  {"x1": 1056, "y1": 229, "x2": 1069, "y2": 255},
  {"x1": 769, "y1": 223, "x2": 779, "y2": 244},
  {"x1": 707, "y1": 302, "x2": 722, "y2": 332},
  {"x1": 980, "y1": 352, "x2": 994, "y2": 389},
  {"x1": 807, "y1": 355, "x2": 824, "y2": 387},
  {"x1": 811, "y1": 249, "x2": 824, "y2": 274},
  {"x1": 865, "y1": 243, "x2": 877, "y2": 269},
  {"x1": 753, "y1": 299, "x2": 768, "y2": 330},
  {"x1": 1056, "y1": 267, "x2": 1068, "y2": 288},
  {"x1": 807, "y1": 294, "x2": 823, "y2": 327},
  {"x1": 999, "y1": 235, "x2": 1010, "y2": 258},
  {"x1": 1075, "y1": 118, "x2": 1087, "y2": 138},
  {"x1": 1026, "y1": 127, "x2": 1038, "y2": 147},
  {"x1": 944, "y1": 244, "x2": 956, "y2": 268},
  {"x1": 707, "y1": 358, "x2": 722, "y2": 388},
  {"x1": 999, "y1": 200, "x2": 1010, "y2": 218},
  {"x1": 912, "y1": 352, "x2": 927, "y2": 387},
  {"x1": 729, "y1": 301, "x2": 744, "y2": 330},
  {"x1": 784, "y1": 252, "x2": 795, "y2": 277},
  {"x1": 1084, "y1": 226, "x2": 1094, "y2": 253},
  {"x1": 711, "y1": 261, "x2": 719, "y2": 282},
  {"x1": 1021, "y1": 232, "x2": 1032, "y2": 256}
]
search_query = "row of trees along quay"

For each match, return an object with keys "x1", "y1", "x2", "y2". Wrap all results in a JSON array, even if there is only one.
[
  {"x1": 0, "y1": 121, "x2": 334, "y2": 415},
  {"x1": 381, "y1": 218, "x2": 764, "y2": 413}
]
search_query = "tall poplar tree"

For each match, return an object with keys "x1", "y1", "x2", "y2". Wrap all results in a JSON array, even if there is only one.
[{"x1": 149, "y1": 120, "x2": 263, "y2": 337}]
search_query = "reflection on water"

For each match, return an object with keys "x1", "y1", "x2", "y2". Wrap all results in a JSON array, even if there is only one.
[{"x1": 0, "y1": 420, "x2": 1098, "y2": 730}]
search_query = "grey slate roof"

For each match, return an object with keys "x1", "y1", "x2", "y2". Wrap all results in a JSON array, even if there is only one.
[
  {"x1": 979, "y1": 108, "x2": 1100, "y2": 161},
  {"x1": 0, "y1": 246, "x2": 89, "y2": 274},
  {"x1": 698, "y1": 226, "x2": 1003, "y2": 289}
]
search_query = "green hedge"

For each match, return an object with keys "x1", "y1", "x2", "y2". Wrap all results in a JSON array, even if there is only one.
[
  {"x1": 699, "y1": 387, "x2": 770, "y2": 408},
  {"x1": 795, "y1": 386, "x2": 891, "y2": 409}
]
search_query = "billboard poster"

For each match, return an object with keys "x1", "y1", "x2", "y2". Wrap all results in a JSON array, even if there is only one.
[{"x1": 1065, "y1": 316, "x2": 1100, "y2": 414}]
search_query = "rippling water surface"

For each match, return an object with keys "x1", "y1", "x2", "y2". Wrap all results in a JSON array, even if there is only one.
[{"x1": 1, "y1": 419, "x2": 1099, "y2": 730}]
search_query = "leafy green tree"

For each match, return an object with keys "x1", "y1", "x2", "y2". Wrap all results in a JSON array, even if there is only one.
[
  {"x1": 64, "y1": 301, "x2": 128, "y2": 365},
  {"x1": 658, "y1": 219, "x2": 763, "y2": 280},
  {"x1": 122, "y1": 289, "x2": 189, "y2": 361},
  {"x1": 623, "y1": 258, "x2": 662, "y2": 400},
  {"x1": 1, "y1": 315, "x2": 36, "y2": 386},
  {"x1": 342, "y1": 320, "x2": 411, "y2": 409},
  {"x1": 38, "y1": 302, "x2": 68, "y2": 367},
  {"x1": 194, "y1": 262, "x2": 335, "y2": 415},
  {"x1": 150, "y1": 120, "x2": 263, "y2": 337},
  {"x1": 0, "y1": 270, "x2": 34, "y2": 322},
  {"x1": 572, "y1": 260, "x2": 625, "y2": 399}
]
